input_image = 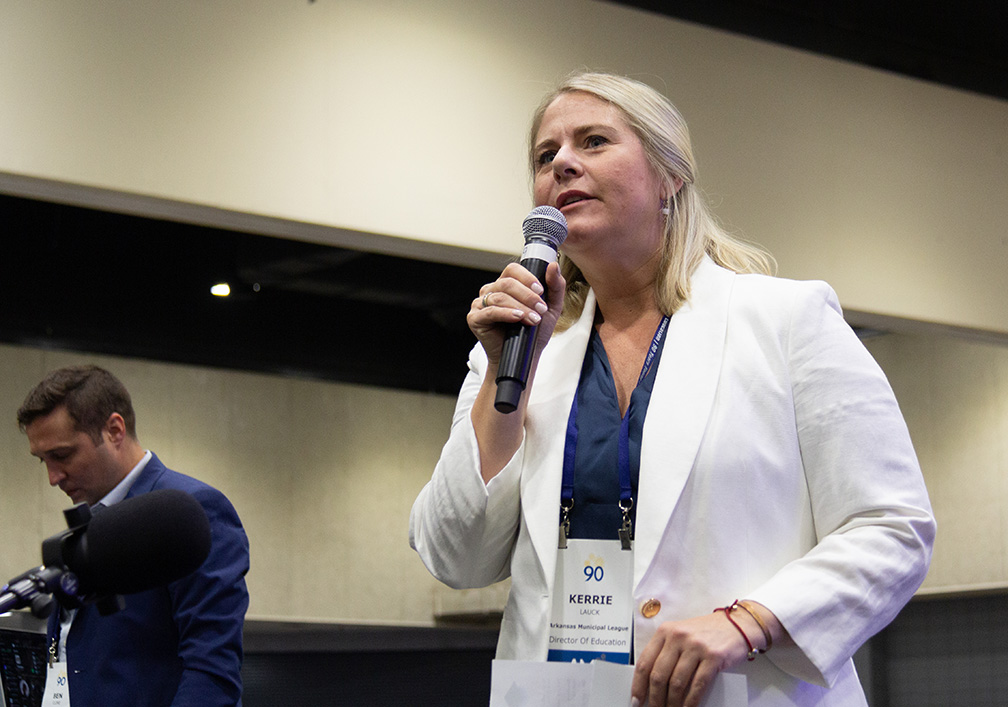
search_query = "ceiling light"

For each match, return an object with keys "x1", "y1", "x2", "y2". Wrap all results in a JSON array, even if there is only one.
[{"x1": 210, "y1": 283, "x2": 231, "y2": 297}]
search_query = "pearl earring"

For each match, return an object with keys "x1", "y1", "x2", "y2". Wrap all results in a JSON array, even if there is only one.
[{"x1": 660, "y1": 197, "x2": 671, "y2": 215}]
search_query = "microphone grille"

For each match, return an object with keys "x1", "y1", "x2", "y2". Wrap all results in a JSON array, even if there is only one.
[{"x1": 522, "y1": 206, "x2": 568, "y2": 248}]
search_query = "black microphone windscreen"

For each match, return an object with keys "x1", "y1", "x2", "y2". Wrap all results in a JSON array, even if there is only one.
[{"x1": 70, "y1": 489, "x2": 212, "y2": 595}]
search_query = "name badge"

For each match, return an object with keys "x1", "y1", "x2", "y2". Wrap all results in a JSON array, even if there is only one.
[
  {"x1": 42, "y1": 662, "x2": 70, "y2": 707},
  {"x1": 548, "y1": 538, "x2": 633, "y2": 664}
]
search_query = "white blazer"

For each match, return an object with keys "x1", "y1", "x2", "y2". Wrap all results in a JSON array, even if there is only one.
[{"x1": 411, "y1": 257, "x2": 935, "y2": 705}]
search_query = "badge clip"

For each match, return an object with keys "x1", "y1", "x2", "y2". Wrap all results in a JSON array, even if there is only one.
[
  {"x1": 558, "y1": 498, "x2": 573, "y2": 549},
  {"x1": 618, "y1": 498, "x2": 634, "y2": 551}
]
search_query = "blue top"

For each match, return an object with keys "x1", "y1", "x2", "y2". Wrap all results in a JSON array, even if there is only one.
[{"x1": 566, "y1": 322, "x2": 667, "y2": 540}]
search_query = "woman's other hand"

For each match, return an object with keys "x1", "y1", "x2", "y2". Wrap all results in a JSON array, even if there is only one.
[{"x1": 632, "y1": 602, "x2": 782, "y2": 707}]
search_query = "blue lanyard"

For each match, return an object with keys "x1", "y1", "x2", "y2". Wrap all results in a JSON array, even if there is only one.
[{"x1": 559, "y1": 315, "x2": 670, "y2": 548}]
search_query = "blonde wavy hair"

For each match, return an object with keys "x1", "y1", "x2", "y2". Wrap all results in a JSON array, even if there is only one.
[{"x1": 529, "y1": 72, "x2": 775, "y2": 331}]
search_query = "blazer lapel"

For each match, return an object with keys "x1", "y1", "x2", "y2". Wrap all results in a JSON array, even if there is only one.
[
  {"x1": 521, "y1": 291, "x2": 596, "y2": 589},
  {"x1": 634, "y1": 258, "x2": 734, "y2": 582},
  {"x1": 515, "y1": 259, "x2": 734, "y2": 590},
  {"x1": 123, "y1": 453, "x2": 165, "y2": 498}
]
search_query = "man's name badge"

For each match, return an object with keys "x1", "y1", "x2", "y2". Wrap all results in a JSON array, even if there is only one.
[
  {"x1": 41, "y1": 662, "x2": 70, "y2": 707},
  {"x1": 548, "y1": 538, "x2": 633, "y2": 664}
]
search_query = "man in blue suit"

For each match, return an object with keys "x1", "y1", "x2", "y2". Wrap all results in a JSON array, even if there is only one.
[{"x1": 18, "y1": 365, "x2": 250, "y2": 706}]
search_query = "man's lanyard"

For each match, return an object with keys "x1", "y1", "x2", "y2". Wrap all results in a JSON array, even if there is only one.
[{"x1": 559, "y1": 315, "x2": 670, "y2": 550}]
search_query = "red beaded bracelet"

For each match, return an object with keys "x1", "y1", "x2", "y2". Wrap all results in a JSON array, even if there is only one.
[{"x1": 714, "y1": 603, "x2": 762, "y2": 661}]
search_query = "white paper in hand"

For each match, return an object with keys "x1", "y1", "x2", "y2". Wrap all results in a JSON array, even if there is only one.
[{"x1": 489, "y1": 660, "x2": 746, "y2": 707}]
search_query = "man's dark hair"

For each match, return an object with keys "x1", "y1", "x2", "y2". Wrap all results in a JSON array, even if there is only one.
[{"x1": 17, "y1": 365, "x2": 137, "y2": 442}]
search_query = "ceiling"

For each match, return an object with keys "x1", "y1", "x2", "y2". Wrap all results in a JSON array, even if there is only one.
[
  {"x1": 3, "y1": 2, "x2": 1003, "y2": 395},
  {"x1": 613, "y1": 0, "x2": 1008, "y2": 102}
]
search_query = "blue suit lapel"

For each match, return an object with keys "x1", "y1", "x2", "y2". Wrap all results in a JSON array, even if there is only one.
[{"x1": 123, "y1": 453, "x2": 167, "y2": 498}]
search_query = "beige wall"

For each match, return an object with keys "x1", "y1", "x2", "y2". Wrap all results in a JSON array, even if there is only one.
[
  {"x1": 865, "y1": 334, "x2": 1008, "y2": 595},
  {"x1": 2, "y1": 0, "x2": 1007, "y2": 334},
  {"x1": 0, "y1": 343, "x2": 461, "y2": 624}
]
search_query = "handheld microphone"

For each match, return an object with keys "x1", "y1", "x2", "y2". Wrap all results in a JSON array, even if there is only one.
[
  {"x1": 43, "y1": 488, "x2": 212, "y2": 596},
  {"x1": 494, "y1": 205, "x2": 568, "y2": 413}
]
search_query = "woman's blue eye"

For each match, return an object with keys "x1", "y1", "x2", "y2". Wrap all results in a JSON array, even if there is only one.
[
  {"x1": 587, "y1": 135, "x2": 607, "y2": 148},
  {"x1": 537, "y1": 150, "x2": 556, "y2": 166}
]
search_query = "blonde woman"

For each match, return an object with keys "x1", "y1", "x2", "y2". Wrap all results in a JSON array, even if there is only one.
[{"x1": 411, "y1": 71, "x2": 934, "y2": 707}]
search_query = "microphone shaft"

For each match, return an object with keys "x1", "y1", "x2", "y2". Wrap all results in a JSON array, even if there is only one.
[{"x1": 494, "y1": 249, "x2": 553, "y2": 413}]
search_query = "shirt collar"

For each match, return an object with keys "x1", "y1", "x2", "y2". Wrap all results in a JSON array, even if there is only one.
[{"x1": 97, "y1": 450, "x2": 152, "y2": 507}]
